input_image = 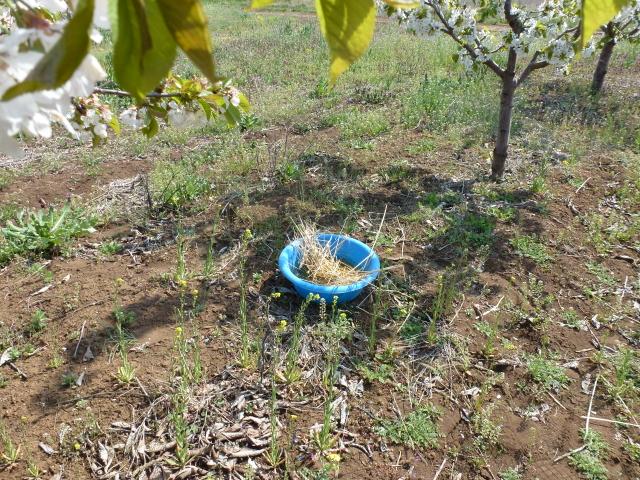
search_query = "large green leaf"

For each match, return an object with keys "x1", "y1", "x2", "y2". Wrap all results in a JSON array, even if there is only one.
[
  {"x1": 315, "y1": 0, "x2": 377, "y2": 83},
  {"x1": 250, "y1": 0, "x2": 275, "y2": 8},
  {"x1": 581, "y1": 0, "x2": 631, "y2": 47},
  {"x1": 156, "y1": 0, "x2": 216, "y2": 83},
  {"x1": 112, "y1": 0, "x2": 177, "y2": 101},
  {"x1": 2, "y1": 0, "x2": 94, "y2": 100}
]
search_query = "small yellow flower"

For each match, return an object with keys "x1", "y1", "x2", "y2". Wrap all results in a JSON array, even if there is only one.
[
  {"x1": 175, "y1": 326, "x2": 183, "y2": 336},
  {"x1": 313, "y1": 294, "x2": 321, "y2": 301},
  {"x1": 177, "y1": 279, "x2": 188, "y2": 289},
  {"x1": 271, "y1": 292, "x2": 281, "y2": 299},
  {"x1": 326, "y1": 452, "x2": 341, "y2": 464},
  {"x1": 339, "y1": 312, "x2": 347, "y2": 320},
  {"x1": 73, "y1": 442, "x2": 81, "y2": 451},
  {"x1": 115, "y1": 277, "x2": 124, "y2": 287},
  {"x1": 191, "y1": 289, "x2": 199, "y2": 297},
  {"x1": 20, "y1": 416, "x2": 28, "y2": 423},
  {"x1": 243, "y1": 228, "x2": 253, "y2": 240},
  {"x1": 276, "y1": 320, "x2": 287, "y2": 333},
  {"x1": 289, "y1": 414, "x2": 298, "y2": 421}
]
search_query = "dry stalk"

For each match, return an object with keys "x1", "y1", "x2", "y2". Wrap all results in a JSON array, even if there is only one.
[{"x1": 294, "y1": 222, "x2": 369, "y2": 286}]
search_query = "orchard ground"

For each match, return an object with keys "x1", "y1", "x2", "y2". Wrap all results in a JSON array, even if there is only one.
[{"x1": 0, "y1": 1, "x2": 639, "y2": 479}]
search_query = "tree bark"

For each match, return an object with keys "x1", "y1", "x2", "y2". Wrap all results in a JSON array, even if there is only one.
[
  {"x1": 491, "y1": 49, "x2": 517, "y2": 180},
  {"x1": 591, "y1": 24, "x2": 616, "y2": 94}
]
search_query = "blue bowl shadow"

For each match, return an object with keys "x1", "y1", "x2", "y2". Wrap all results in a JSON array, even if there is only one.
[{"x1": 278, "y1": 233, "x2": 380, "y2": 304}]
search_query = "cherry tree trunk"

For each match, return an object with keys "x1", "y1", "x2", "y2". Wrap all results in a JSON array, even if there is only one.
[
  {"x1": 491, "y1": 74, "x2": 516, "y2": 180},
  {"x1": 591, "y1": 35, "x2": 616, "y2": 94}
]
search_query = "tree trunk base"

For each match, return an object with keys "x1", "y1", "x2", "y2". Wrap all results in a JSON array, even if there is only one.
[{"x1": 491, "y1": 151, "x2": 507, "y2": 181}]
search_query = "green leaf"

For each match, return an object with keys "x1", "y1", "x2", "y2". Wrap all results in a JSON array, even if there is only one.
[
  {"x1": 156, "y1": 0, "x2": 216, "y2": 83},
  {"x1": 249, "y1": 0, "x2": 275, "y2": 8},
  {"x1": 381, "y1": 0, "x2": 419, "y2": 8},
  {"x1": 108, "y1": 115, "x2": 121, "y2": 135},
  {"x1": 2, "y1": 0, "x2": 94, "y2": 100},
  {"x1": 581, "y1": 0, "x2": 631, "y2": 47},
  {"x1": 111, "y1": 0, "x2": 176, "y2": 101},
  {"x1": 315, "y1": 0, "x2": 377, "y2": 83},
  {"x1": 141, "y1": 116, "x2": 159, "y2": 138}
]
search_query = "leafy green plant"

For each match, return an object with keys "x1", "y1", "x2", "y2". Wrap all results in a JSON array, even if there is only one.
[
  {"x1": 624, "y1": 439, "x2": 640, "y2": 462},
  {"x1": 99, "y1": 240, "x2": 123, "y2": 256},
  {"x1": 277, "y1": 159, "x2": 303, "y2": 183},
  {"x1": 0, "y1": 421, "x2": 20, "y2": 465},
  {"x1": 475, "y1": 320, "x2": 498, "y2": 358},
  {"x1": 238, "y1": 230, "x2": 256, "y2": 369},
  {"x1": 113, "y1": 307, "x2": 136, "y2": 329},
  {"x1": 284, "y1": 293, "x2": 315, "y2": 383},
  {"x1": 116, "y1": 361, "x2": 136, "y2": 384},
  {"x1": 1, "y1": 204, "x2": 96, "y2": 263},
  {"x1": 357, "y1": 361, "x2": 394, "y2": 384},
  {"x1": 310, "y1": 79, "x2": 330, "y2": 98},
  {"x1": 151, "y1": 160, "x2": 212, "y2": 211},
  {"x1": 27, "y1": 309, "x2": 47, "y2": 336},
  {"x1": 375, "y1": 404, "x2": 440, "y2": 449},
  {"x1": 569, "y1": 429, "x2": 609, "y2": 480},
  {"x1": 61, "y1": 372, "x2": 79, "y2": 388},
  {"x1": 26, "y1": 460, "x2": 43, "y2": 479},
  {"x1": 471, "y1": 406, "x2": 502, "y2": 452},
  {"x1": 499, "y1": 467, "x2": 522, "y2": 480},
  {"x1": 239, "y1": 112, "x2": 261, "y2": 131},
  {"x1": 527, "y1": 353, "x2": 569, "y2": 392},
  {"x1": 510, "y1": 235, "x2": 553, "y2": 266}
]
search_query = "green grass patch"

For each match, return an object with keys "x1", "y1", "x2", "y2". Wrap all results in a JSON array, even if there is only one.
[{"x1": 375, "y1": 404, "x2": 440, "y2": 449}]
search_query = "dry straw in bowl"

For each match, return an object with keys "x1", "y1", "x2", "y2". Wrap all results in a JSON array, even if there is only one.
[{"x1": 293, "y1": 222, "x2": 369, "y2": 286}]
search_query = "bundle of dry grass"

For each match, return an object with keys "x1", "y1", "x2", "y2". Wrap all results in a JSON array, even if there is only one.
[{"x1": 294, "y1": 222, "x2": 369, "y2": 286}]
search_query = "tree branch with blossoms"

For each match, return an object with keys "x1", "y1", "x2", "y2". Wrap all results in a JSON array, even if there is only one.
[
  {"x1": 390, "y1": 0, "x2": 597, "y2": 179},
  {"x1": 0, "y1": 0, "x2": 248, "y2": 155}
]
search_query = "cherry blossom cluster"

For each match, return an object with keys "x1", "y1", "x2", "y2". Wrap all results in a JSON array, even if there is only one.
[
  {"x1": 388, "y1": 0, "x2": 593, "y2": 75},
  {"x1": 0, "y1": 1, "x2": 245, "y2": 156},
  {"x1": 0, "y1": 1, "x2": 107, "y2": 155}
]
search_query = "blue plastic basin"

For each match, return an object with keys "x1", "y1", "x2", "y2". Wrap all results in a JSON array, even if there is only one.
[{"x1": 278, "y1": 233, "x2": 380, "y2": 304}]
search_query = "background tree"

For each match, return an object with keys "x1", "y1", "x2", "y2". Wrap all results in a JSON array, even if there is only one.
[
  {"x1": 390, "y1": 0, "x2": 590, "y2": 180},
  {"x1": 590, "y1": 1, "x2": 640, "y2": 93},
  {"x1": 0, "y1": 0, "x2": 630, "y2": 158}
]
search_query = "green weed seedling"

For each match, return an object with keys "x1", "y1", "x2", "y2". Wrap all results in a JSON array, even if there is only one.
[
  {"x1": 99, "y1": 240, "x2": 123, "y2": 256},
  {"x1": 527, "y1": 353, "x2": 569, "y2": 393},
  {"x1": 1, "y1": 204, "x2": 96, "y2": 264},
  {"x1": 283, "y1": 293, "x2": 316, "y2": 383},
  {"x1": 569, "y1": 429, "x2": 609, "y2": 480},
  {"x1": 499, "y1": 468, "x2": 522, "y2": 480},
  {"x1": 510, "y1": 235, "x2": 553, "y2": 266},
  {"x1": 0, "y1": 421, "x2": 20, "y2": 465},
  {"x1": 27, "y1": 309, "x2": 47, "y2": 336},
  {"x1": 375, "y1": 404, "x2": 440, "y2": 449},
  {"x1": 61, "y1": 372, "x2": 79, "y2": 388},
  {"x1": 238, "y1": 229, "x2": 257, "y2": 369}
]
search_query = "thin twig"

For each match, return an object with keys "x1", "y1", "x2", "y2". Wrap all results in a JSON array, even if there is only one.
[
  {"x1": 94, "y1": 87, "x2": 184, "y2": 98},
  {"x1": 432, "y1": 457, "x2": 447, "y2": 480},
  {"x1": 580, "y1": 416, "x2": 640, "y2": 429},
  {"x1": 575, "y1": 177, "x2": 591, "y2": 193},
  {"x1": 73, "y1": 320, "x2": 87, "y2": 359},
  {"x1": 547, "y1": 391, "x2": 567, "y2": 410},
  {"x1": 8, "y1": 361, "x2": 27, "y2": 379},
  {"x1": 585, "y1": 374, "x2": 599, "y2": 435},
  {"x1": 554, "y1": 444, "x2": 586, "y2": 462}
]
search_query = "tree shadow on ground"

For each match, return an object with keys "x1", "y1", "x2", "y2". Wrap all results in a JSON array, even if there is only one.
[{"x1": 32, "y1": 160, "x2": 547, "y2": 411}]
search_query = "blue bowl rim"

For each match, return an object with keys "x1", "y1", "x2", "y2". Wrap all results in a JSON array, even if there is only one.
[{"x1": 278, "y1": 233, "x2": 380, "y2": 294}]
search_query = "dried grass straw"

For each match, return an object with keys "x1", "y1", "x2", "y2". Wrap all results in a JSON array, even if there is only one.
[{"x1": 294, "y1": 222, "x2": 369, "y2": 286}]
